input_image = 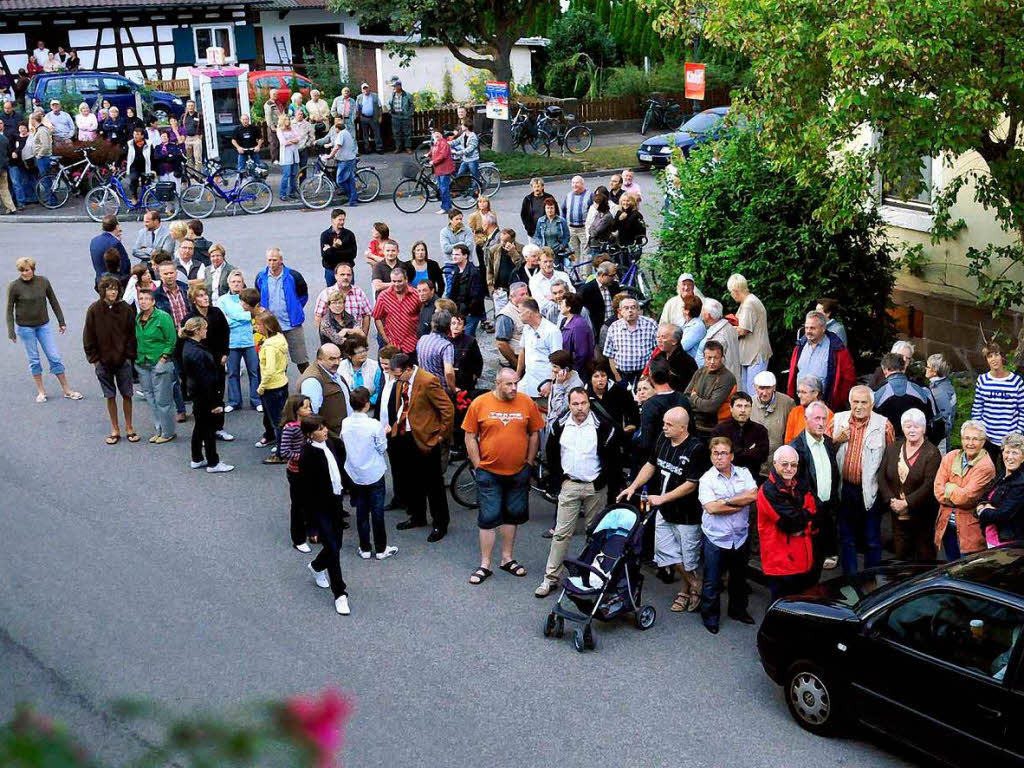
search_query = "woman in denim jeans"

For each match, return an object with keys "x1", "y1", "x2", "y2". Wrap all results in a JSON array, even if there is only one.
[
  {"x1": 6, "y1": 257, "x2": 82, "y2": 402},
  {"x1": 216, "y1": 270, "x2": 260, "y2": 412},
  {"x1": 430, "y1": 127, "x2": 455, "y2": 213},
  {"x1": 276, "y1": 114, "x2": 301, "y2": 201},
  {"x1": 9, "y1": 123, "x2": 37, "y2": 207}
]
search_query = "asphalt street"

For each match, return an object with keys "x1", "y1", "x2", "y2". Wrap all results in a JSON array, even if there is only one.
[{"x1": 0, "y1": 180, "x2": 918, "y2": 767}]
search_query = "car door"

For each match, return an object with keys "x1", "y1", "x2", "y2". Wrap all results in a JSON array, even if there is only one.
[
  {"x1": 102, "y1": 76, "x2": 134, "y2": 112},
  {"x1": 851, "y1": 589, "x2": 1022, "y2": 766},
  {"x1": 74, "y1": 75, "x2": 101, "y2": 108}
]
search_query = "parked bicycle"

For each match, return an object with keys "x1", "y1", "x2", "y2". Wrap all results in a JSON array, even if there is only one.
[
  {"x1": 534, "y1": 104, "x2": 593, "y2": 155},
  {"x1": 35, "y1": 147, "x2": 114, "y2": 209},
  {"x1": 510, "y1": 103, "x2": 548, "y2": 155},
  {"x1": 178, "y1": 161, "x2": 273, "y2": 218},
  {"x1": 392, "y1": 158, "x2": 480, "y2": 214},
  {"x1": 641, "y1": 96, "x2": 683, "y2": 135},
  {"x1": 83, "y1": 171, "x2": 179, "y2": 223},
  {"x1": 298, "y1": 155, "x2": 382, "y2": 209}
]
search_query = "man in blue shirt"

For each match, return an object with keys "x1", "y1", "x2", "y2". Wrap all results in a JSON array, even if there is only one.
[
  {"x1": 561, "y1": 175, "x2": 594, "y2": 264},
  {"x1": 355, "y1": 83, "x2": 383, "y2": 154},
  {"x1": 89, "y1": 215, "x2": 130, "y2": 283},
  {"x1": 323, "y1": 116, "x2": 358, "y2": 206},
  {"x1": 254, "y1": 248, "x2": 310, "y2": 373}
]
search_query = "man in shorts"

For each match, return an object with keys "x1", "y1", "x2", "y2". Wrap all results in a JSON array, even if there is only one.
[
  {"x1": 462, "y1": 367, "x2": 545, "y2": 585},
  {"x1": 618, "y1": 407, "x2": 709, "y2": 612},
  {"x1": 83, "y1": 276, "x2": 138, "y2": 444}
]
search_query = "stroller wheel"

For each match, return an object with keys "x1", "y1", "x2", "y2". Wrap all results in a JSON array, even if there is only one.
[
  {"x1": 572, "y1": 627, "x2": 586, "y2": 653},
  {"x1": 555, "y1": 617, "x2": 565, "y2": 638},
  {"x1": 543, "y1": 613, "x2": 556, "y2": 637},
  {"x1": 583, "y1": 625, "x2": 596, "y2": 651},
  {"x1": 636, "y1": 605, "x2": 657, "y2": 630}
]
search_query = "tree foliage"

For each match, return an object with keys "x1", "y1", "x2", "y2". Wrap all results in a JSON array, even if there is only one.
[
  {"x1": 653, "y1": 131, "x2": 897, "y2": 360},
  {"x1": 543, "y1": 9, "x2": 620, "y2": 97}
]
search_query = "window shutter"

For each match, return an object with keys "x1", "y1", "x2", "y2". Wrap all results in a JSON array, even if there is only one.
[
  {"x1": 172, "y1": 27, "x2": 195, "y2": 65},
  {"x1": 234, "y1": 24, "x2": 257, "y2": 62}
]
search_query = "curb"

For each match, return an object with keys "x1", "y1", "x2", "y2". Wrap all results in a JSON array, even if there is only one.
[{"x1": 0, "y1": 167, "x2": 657, "y2": 224}]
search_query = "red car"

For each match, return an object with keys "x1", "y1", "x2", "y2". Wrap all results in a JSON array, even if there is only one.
[{"x1": 247, "y1": 70, "x2": 315, "y2": 104}]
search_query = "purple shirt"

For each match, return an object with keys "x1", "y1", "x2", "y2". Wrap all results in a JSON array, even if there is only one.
[{"x1": 561, "y1": 313, "x2": 595, "y2": 375}]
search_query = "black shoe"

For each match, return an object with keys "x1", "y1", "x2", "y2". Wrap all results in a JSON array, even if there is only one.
[
  {"x1": 728, "y1": 610, "x2": 756, "y2": 625},
  {"x1": 655, "y1": 567, "x2": 677, "y2": 584},
  {"x1": 427, "y1": 528, "x2": 446, "y2": 543},
  {"x1": 703, "y1": 622, "x2": 720, "y2": 635},
  {"x1": 396, "y1": 518, "x2": 428, "y2": 530}
]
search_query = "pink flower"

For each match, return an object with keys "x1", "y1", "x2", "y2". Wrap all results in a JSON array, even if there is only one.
[{"x1": 282, "y1": 689, "x2": 353, "y2": 767}]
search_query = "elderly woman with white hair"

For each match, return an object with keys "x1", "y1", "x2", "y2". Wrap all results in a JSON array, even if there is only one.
[
  {"x1": 727, "y1": 273, "x2": 772, "y2": 395},
  {"x1": 785, "y1": 374, "x2": 834, "y2": 443},
  {"x1": 976, "y1": 432, "x2": 1024, "y2": 547},
  {"x1": 877, "y1": 408, "x2": 942, "y2": 561},
  {"x1": 933, "y1": 419, "x2": 997, "y2": 560},
  {"x1": 926, "y1": 353, "x2": 956, "y2": 452},
  {"x1": 696, "y1": 297, "x2": 741, "y2": 383},
  {"x1": 757, "y1": 444, "x2": 818, "y2": 600}
]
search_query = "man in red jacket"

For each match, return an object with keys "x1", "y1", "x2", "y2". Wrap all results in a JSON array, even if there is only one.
[
  {"x1": 757, "y1": 445, "x2": 818, "y2": 601},
  {"x1": 786, "y1": 310, "x2": 855, "y2": 410}
]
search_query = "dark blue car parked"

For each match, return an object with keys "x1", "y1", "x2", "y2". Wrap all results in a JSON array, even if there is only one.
[
  {"x1": 636, "y1": 106, "x2": 731, "y2": 169},
  {"x1": 25, "y1": 72, "x2": 185, "y2": 122}
]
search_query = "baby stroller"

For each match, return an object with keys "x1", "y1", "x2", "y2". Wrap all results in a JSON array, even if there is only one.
[{"x1": 543, "y1": 503, "x2": 657, "y2": 653}]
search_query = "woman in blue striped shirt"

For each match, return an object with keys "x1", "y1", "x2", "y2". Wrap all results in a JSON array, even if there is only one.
[{"x1": 972, "y1": 342, "x2": 1024, "y2": 474}]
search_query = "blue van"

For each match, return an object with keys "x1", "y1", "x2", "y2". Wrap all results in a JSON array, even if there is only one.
[{"x1": 25, "y1": 72, "x2": 185, "y2": 121}]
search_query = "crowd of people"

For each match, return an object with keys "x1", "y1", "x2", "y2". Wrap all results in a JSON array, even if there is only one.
[{"x1": 6, "y1": 164, "x2": 1024, "y2": 623}]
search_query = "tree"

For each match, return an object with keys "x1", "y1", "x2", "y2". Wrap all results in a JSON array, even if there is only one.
[
  {"x1": 543, "y1": 9, "x2": 619, "y2": 97},
  {"x1": 654, "y1": 130, "x2": 897, "y2": 360}
]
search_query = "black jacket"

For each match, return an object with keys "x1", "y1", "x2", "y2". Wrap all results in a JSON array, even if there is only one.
[
  {"x1": 452, "y1": 332, "x2": 483, "y2": 391},
  {"x1": 520, "y1": 191, "x2": 547, "y2": 237},
  {"x1": 977, "y1": 468, "x2": 1024, "y2": 544},
  {"x1": 612, "y1": 209, "x2": 646, "y2": 247},
  {"x1": 579, "y1": 279, "x2": 619, "y2": 337},
  {"x1": 181, "y1": 338, "x2": 220, "y2": 408},
  {"x1": 298, "y1": 437, "x2": 347, "y2": 508},
  {"x1": 0, "y1": 133, "x2": 8, "y2": 171},
  {"x1": 789, "y1": 431, "x2": 841, "y2": 510},
  {"x1": 320, "y1": 226, "x2": 357, "y2": 270},
  {"x1": 545, "y1": 410, "x2": 620, "y2": 492},
  {"x1": 450, "y1": 262, "x2": 486, "y2": 317},
  {"x1": 649, "y1": 345, "x2": 697, "y2": 393},
  {"x1": 637, "y1": 391, "x2": 693, "y2": 459},
  {"x1": 182, "y1": 307, "x2": 229, "y2": 362},
  {"x1": 588, "y1": 383, "x2": 640, "y2": 436}
]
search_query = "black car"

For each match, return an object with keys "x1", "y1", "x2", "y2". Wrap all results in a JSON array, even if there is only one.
[
  {"x1": 758, "y1": 548, "x2": 1024, "y2": 766},
  {"x1": 635, "y1": 107, "x2": 730, "y2": 169}
]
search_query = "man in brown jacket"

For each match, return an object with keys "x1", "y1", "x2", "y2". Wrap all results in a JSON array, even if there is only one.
[
  {"x1": 298, "y1": 343, "x2": 352, "y2": 439},
  {"x1": 388, "y1": 352, "x2": 454, "y2": 541},
  {"x1": 685, "y1": 340, "x2": 736, "y2": 440},
  {"x1": 83, "y1": 276, "x2": 137, "y2": 444}
]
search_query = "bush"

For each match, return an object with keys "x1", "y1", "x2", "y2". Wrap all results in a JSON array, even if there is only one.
[
  {"x1": 544, "y1": 9, "x2": 619, "y2": 98},
  {"x1": 441, "y1": 69, "x2": 454, "y2": 105},
  {"x1": 414, "y1": 89, "x2": 438, "y2": 110},
  {"x1": 466, "y1": 71, "x2": 489, "y2": 104},
  {"x1": 250, "y1": 90, "x2": 268, "y2": 124},
  {"x1": 603, "y1": 64, "x2": 651, "y2": 100},
  {"x1": 303, "y1": 42, "x2": 347, "y2": 102},
  {"x1": 654, "y1": 130, "x2": 897, "y2": 362}
]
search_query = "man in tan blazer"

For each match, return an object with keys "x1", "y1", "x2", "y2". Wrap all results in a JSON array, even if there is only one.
[{"x1": 388, "y1": 352, "x2": 454, "y2": 541}]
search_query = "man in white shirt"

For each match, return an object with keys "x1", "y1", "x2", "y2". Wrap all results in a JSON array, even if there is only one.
[
  {"x1": 697, "y1": 435, "x2": 758, "y2": 634},
  {"x1": 175, "y1": 238, "x2": 205, "y2": 281},
  {"x1": 132, "y1": 210, "x2": 172, "y2": 263},
  {"x1": 516, "y1": 298, "x2": 563, "y2": 400},
  {"x1": 341, "y1": 386, "x2": 398, "y2": 560},
  {"x1": 528, "y1": 249, "x2": 573, "y2": 310},
  {"x1": 32, "y1": 41, "x2": 50, "y2": 68},
  {"x1": 203, "y1": 244, "x2": 235, "y2": 302}
]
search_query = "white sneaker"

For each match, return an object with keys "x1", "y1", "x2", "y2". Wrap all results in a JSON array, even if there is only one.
[
  {"x1": 216, "y1": 430, "x2": 235, "y2": 441},
  {"x1": 823, "y1": 556, "x2": 839, "y2": 570},
  {"x1": 223, "y1": 405, "x2": 235, "y2": 413},
  {"x1": 308, "y1": 561, "x2": 330, "y2": 588},
  {"x1": 358, "y1": 549, "x2": 372, "y2": 560},
  {"x1": 294, "y1": 542, "x2": 312, "y2": 553},
  {"x1": 190, "y1": 459, "x2": 208, "y2": 469},
  {"x1": 256, "y1": 404, "x2": 264, "y2": 412},
  {"x1": 206, "y1": 462, "x2": 235, "y2": 473},
  {"x1": 375, "y1": 546, "x2": 398, "y2": 560},
  {"x1": 334, "y1": 594, "x2": 351, "y2": 615}
]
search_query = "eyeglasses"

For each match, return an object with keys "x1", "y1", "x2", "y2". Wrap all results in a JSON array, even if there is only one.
[{"x1": 777, "y1": 461, "x2": 799, "y2": 468}]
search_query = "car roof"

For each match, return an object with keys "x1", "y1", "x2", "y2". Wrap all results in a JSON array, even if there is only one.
[
  {"x1": 944, "y1": 547, "x2": 1024, "y2": 597},
  {"x1": 34, "y1": 71, "x2": 122, "y2": 79}
]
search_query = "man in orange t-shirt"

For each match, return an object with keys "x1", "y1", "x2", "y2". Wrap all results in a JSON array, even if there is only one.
[{"x1": 463, "y1": 367, "x2": 544, "y2": 585}]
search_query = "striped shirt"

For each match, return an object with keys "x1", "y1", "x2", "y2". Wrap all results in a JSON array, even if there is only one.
[
  {"x1": 562, "y1": 190, "x2": 594, "y2": 228},
  {"x1": 972, "y1": 372, "x2": 1024, "y2": 446},
  {"x1": 278, "y1": 422, "x2": 306, "y2": 473},
  {"x1": 839, "y1": 416, "x2": 894, "y2": 485},
  {"x1": 371, "y1": 287, "x2": 421, "y2": 353},
  {"x1": 415, "y1": 332, "x2": 455, "y2": 391}
]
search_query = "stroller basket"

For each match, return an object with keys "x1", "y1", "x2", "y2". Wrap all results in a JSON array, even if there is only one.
[{"x1": 153, "y1": 182, "x2": 177, "y2": 202}]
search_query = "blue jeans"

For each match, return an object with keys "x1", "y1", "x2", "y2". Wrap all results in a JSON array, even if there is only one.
[
  {"x1": 279, "y1": 163, "x2": 298, "y2": 198},
  {"x1": 226, "y1": 346, "x2": 261, "y2": 408},
  {"x1": 701, "y1": 534, "x2": 750, "y2": 627},
  {"x1": 436, "y1": 173, "x2": 452, "y2": 211},
  {"x1": 475, "y1": 465, "x2": 531, "y2": 529},
  {"x1": 261, "y1": 384, "x2": 288, "y2": 446},
  {"x1": 739, "y1": 361, "x2": 768, "y2": 395},
  {"x1": 456, "y1": 160, "x2": 479, "y2": 184},
  {"x1": 838, "y1": 482, "x2": 882, "y2": 576},
  {"x1": 9, "y1": 165, "x2": 36, "y2": 206},
  {"x1": 351, "y1": 476, "x2": 387, "y2": 554},
  {"x1": 335, "y1": 158, "x2": 358, "y2": 204},
  {"x1": 441, "y1": 263, "x2": 457, "y2": 298},
  {"x1": 137, "y1": 359, "x2": 177, "y2": 437},
  {"x1": 236, "y1": 152, "x2": 264, "y2": 171},
  {"x1": 324, "y1": 268, "x2": 337, "y2": 287},
  {"x1": 463, "y1": 313, "x2": 484, "y2": 338},
  {"x1": 35, "y1": 157, "x2": 55, "y2": 205},
  {"x1": 16, "y1": 322, "x2": 65, "y2": 376}
]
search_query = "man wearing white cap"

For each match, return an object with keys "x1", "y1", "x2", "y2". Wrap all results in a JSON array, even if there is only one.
[
  {"x1": 388, "y1": 76, "x2": 415, "y2": 154},
  {"x1": 749, "y1": 370, "x2": 795, "y2": 480},
  {"x1": 47, "y1": 99, "x2": 75, "y2": 144},
  {"x1": 660, "y1": 272, "x2": 704, "y2": 327},
  {"x1": 355, "y1": 82, "x2": 383, "y2": 154}
]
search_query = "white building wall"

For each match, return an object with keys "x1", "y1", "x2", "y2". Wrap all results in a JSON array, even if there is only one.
[
  {"x1": 258, "y1": 10, "x2": 355, "y2": 67},
  {"x1": 374, "y1": 45, "x2": 532, "y2": 102}
]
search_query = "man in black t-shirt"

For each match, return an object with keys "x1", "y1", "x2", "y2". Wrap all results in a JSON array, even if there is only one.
[
  {"x1": 319, "y1": 207, "x2": 357, "y2": 286},
  {"x1": 636, "y1": 359, "x2": 693, "y2": 462},
  {"x1": 230, "y1": 113, "x2": 263, "y2": 170},
  {"x1": 619, "y1": 406, "x2": 709, "y2": 612}
]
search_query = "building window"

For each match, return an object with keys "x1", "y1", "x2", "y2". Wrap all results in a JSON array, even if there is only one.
[
  {"x1": 881, "y1": 156, "x2": 933, "y2": 211},
  {"x1": 193, "y1": 25, "x2": 234, "y2": 62}
]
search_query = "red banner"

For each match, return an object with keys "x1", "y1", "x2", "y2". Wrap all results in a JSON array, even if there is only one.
[{"x1": 684, "y1": 63, "x2": 706, "y2": 101}]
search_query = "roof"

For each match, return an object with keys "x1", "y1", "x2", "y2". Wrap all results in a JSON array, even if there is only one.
[
  {"x1": 260, "y1": 0, "x2": 324, "y2": 7},
  {"x1": 947, "y1": 548, "x2": 1024, "y2": 596},
  {"x1": 0, "y1": 0, "x2": 266, "y2": 10},
  {"x1": 330, "y1": 33, "x2": 546, "y2": 47}
]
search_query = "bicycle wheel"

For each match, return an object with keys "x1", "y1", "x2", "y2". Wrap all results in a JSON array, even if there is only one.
[
  {"x1": 83, "y1": 186, "x2": 121, "y2": 222},
  {"x1": 521, "y1": 134, "x2": 548, "y2": 156},
  {"x1": 238, "y1": 181, "x2": 273, "y2": 215},
  {"x1": 355, "y1": 168, "x2": 381, "y2": 202},
  {"x1": 641, "y1": 108, "x2": 653, "y2": 136},
  {"x1": 565, "y1": 125, "x2": 594, "y2": 154},
  {"x1": 179, "y1": 184, "x2": 217, "y2": 219},
  {"x1": 299, "y1": 174, "x2": 335, "y2": 209},
  {"x1": 35, "y1": 173, "x2": 70, "y2": 209},
  {"x1": 478, "y1": 166, "x2": 501, "y2": 197},
  {"x1": 451, "y1": 175, "x2": 481, "y2": 210},
  {"x1": 141, "y1": 187, "x2": 178, "y2": 220},
  {"x1": 393, "y1": 179, "x2": 429, "y2": 213},
  {"x1": 449, "y1": 460, "x2": 479, "y2": 509}
]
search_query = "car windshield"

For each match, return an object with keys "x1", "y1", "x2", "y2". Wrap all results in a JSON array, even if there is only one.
[
  {"x1": 854, "y1": 566, "x2": 937, "y2": 611},
  {"x1": 680, "y1": 111, "x2": 723, "y2": 134}
]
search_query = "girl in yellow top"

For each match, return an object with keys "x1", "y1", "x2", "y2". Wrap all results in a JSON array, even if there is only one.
[{"x1": 255, "y1": 311, "x2": 291, "y2": 458}]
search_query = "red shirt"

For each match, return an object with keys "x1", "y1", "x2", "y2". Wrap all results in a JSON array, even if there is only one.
[
  {"x1": 431, "y1": 138, "x2": 455, "y2": 177},
  {"x1": 372, "y1": 286, "x2": 420, "y2": 353}
]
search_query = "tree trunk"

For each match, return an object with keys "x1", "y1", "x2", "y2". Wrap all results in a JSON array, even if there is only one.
[{"x1": 490, "y1": 39, "x2": 516, "y2": 153}]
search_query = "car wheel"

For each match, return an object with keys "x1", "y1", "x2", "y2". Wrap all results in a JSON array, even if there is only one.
[{"x1": 785, "y1": 661, "x2": 842, "y2": 736}]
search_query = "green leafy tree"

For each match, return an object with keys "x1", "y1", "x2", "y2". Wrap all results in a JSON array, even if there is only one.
[
  {"x1": 543, "y1": 9, "x2": 619, "y2": 97},
  {"x1": 655, "y1": 131, "x2": 896, "y2": 360}
]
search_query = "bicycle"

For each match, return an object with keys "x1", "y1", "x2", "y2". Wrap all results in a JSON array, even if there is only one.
[
  {"x1": 83, "y1": 171, "x2": 179, "y2": 223},
  {"x1": 509, "y1": 103, "x2": 548, "y2": 155},
  {"x1": 640, "y1": 96, "x2": 683, "y2": 135},
  {"x1": 392, "y1": 158, "x2": 481, "y2": 214},
  {"x1": 35, "y1": 147, "x2": 114, "y2": 209},
  {"x1": 534, "y1": 105, "x2": 593, "y2": 155},
  {"x1": 178, "y1": 163, "x2": 273, "y2": 219},
  {"x1": 449, "y1": 457, "x2": 479, "y2": 509},
  {"x1": 298, "y1": 155, "x2": 382, "y2": 209},
  {"x1": 567, "y1": 240, "x2": 653, "y2": 307}
]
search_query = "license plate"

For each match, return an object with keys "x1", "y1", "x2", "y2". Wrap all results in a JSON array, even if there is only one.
[{"x1": 639, "y1": 152, "x2": 653, "y2": 162}]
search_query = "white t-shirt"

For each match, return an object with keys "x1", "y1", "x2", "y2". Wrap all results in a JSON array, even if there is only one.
[{"x1": 521, "y1": 318, "x2": 563, "y2": 397}]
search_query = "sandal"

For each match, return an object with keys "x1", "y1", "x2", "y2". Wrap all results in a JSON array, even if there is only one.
[
  {"x1": 126, "y1": 432, "x2": 140, "y2": 443},
  {"x1": 499, "y1": 559, "x2": 527, "y2": 577},
  {"x1": 35, "y1": 393, "x2": 47, "y2": 403},
  {"x1": 687, "y1": 592, "x2": 702, "y2": 612},
  {"x1": 671, "y1": 593, "x2": 689, "y2": 613},
  {"x1": 469, "y1": 567, "x2": 492, "y2": 585},
  {"x1": 105, "y1": 434, "x2": 120, "y2": 445}
]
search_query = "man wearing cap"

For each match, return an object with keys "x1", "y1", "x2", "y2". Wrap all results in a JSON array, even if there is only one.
[
  {"x1": 355, "y1": 82, "x2": 383, "y2": 154},
  {"x1": 47, "y1": 100, "x2": 75, "y2": 144},
  {"x1": 748, "y1": 370, "x2": 795, "y2": 480},
  {"x1": 660, "y1": 273, "x2": 704, "y2": 327},
  {"x1": 388, "y1": 77, "x2": 415, "y2": 154}
]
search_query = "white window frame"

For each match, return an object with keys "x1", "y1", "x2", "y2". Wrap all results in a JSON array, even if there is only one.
[
  {"x1": 869, "y1": 131, "x2": 943, "y2": 233},
  {"x1": 192, "y1": 24, "x2": 237, "y2": 65}
]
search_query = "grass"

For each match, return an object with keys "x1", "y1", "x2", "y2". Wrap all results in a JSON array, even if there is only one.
[{"x1": 481, "y1": 144, "x2": 641, "y2": 180}]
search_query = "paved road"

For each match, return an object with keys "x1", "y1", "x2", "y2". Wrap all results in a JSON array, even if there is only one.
[{"x1": 0, "y1": 182, "x2": 917, "y2": 767}]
